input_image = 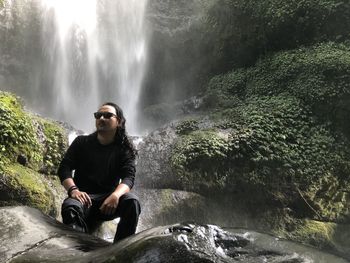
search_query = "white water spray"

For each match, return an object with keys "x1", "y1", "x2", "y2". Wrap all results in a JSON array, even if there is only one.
[
  {"x1": 40, "y1": 0, "x2": 148, "y2": 134},
  {"x1": 3, "y1": 0, "x2": 148, "y2": 134}
]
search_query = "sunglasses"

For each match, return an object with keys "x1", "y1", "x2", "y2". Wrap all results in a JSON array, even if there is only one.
[{"x1": 94, "y1": 112, "x2": 117, "y2": 119}]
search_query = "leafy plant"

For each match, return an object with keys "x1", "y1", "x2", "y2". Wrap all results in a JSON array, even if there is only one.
[
  {"x1": 39, "y1": 119, "x2": 67, "y2": 174},
  {"x1": 202, "y1": 0, "x2": 350, "y2": 70},
  {"x1": 0, "y1": 92, "x2": 43, "y2": 169},
  {"x1": 171, "y1": 95, "x2": 350, "y2": 219},
  {"x1": 175, "y1": 119, "x2": 200, "y2": 135},
  {"x1": 205, "y1": 42, "x2": 350, "y2": 134}
]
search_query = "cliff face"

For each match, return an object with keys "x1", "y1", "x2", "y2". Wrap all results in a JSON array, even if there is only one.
[
  {"x1": 141, "y1": 0, "x2": 350, "y2": 128},
  {"x1": 136, "y1": 42, "x2": 350, "y2": 257}
]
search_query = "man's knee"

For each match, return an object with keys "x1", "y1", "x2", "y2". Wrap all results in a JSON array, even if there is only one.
[
  {"x1": 62, "y1": 197, "x2": 83, "y2": 210},
  {"x1": 119, "y1": 193, "x2": 141, "y2": 216},
  {"x1": 61, "y1": 197, "x2": 88, "y2": 232},
  {"x1": 61, "y1": 198, "x2": 84, "y2": 223}
]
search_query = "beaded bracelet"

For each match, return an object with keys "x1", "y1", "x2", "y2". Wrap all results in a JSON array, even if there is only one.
[{"x1": 68, "y1": 185, "x2": 79, "y2": 197}]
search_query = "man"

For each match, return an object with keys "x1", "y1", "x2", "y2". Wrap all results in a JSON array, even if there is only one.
[{"x1": 57, "y1": 102, "x2": 141, "y2": 243}]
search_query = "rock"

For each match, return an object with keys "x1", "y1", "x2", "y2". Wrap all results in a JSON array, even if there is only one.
[
  {"x1": 16, "y1": 154, "x2": 27, "y2": 166},
  {"x1": 0, "y1": 164, "x2": 59, "y2": 217},
  {"x1": 136, "y1": 124, "x2": 179, "y2": 189},
  {"x1": 135, "y1": 122, "x2": 350, "y2": 259},
  {"x1": 0, "y1": 91, "x2": 68, "y2": 218},
  {"x1": 2, "y1": 206, "x2": 347, "y2": 263},
  {"x1": 90, "y1": 188, "x2": 208, "y2": 241},
  {"x1": 134, "y1": 188, "x2": 207, "y2": 231}
]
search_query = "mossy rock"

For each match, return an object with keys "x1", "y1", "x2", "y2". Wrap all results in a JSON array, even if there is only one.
[
  {"x1": 0, "y1": 164, "x2": 56, "y2": 216},
  {"x1": 193, "y1": 42, "x2": 350, "y2": 225},
  {"x1": 0, "y1": 91, "x2": 68, "y2": 173},
  {"x1": 273, "y1": 218, "x2": 350, "y2": 258},
  {"x1": 171, "y1": 94, "x2": 350, "y2": 224},
  {"x1": 171, "y1": 130, "x2": 230, "y2": 193},
  {"x1": 286, "y1": 219, "x2": 337, "y2": 249},
  {"x1": 0, "y1": 92, "x2": 43, "y2": 170},
  {"x1": 135, "y1": 188, "x2": 208, "y2": 231},
  {"x1": 205, "y1": 42, "x2": 350, "y2": 135},
  {"x1": 35, "y1": 118, "x2": 68, "y2": 174},
  {"x1": 164, "y1": 42, "x2": 350, "y2": 253},
  {"x1": 0, "y1": 91, "x2": 68, "y2": 215}
]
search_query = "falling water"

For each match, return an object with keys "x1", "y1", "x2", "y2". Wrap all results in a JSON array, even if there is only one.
[{"x1": 1, "y1": 0, "x2": 148, "y2": 134}]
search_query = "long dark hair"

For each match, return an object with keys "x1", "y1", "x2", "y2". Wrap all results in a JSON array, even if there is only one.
[{"x1": 102, "y1": 102, "x2": 137, "y2": 158}]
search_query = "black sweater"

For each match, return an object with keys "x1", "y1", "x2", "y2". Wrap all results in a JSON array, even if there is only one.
[{"x1": 57, "y1": 133, "x2": 136, "y2": 194}]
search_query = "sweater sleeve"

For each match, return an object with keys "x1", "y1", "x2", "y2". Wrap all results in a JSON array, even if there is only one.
[
  {"x1": 119, "y1": 149, "x2": 136, "y2": 189},
  {"x1": 57, "y1": 136, "x2": 81, "y2": 183}
]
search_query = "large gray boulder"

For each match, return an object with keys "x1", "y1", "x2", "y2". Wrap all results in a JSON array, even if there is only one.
[{"x1": 1, "y1": 206, "x2": 347, "y2": 263}]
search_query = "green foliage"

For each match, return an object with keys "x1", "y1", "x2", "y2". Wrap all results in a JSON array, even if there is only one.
[
  {"x1": 1, "y1": 163, "x2": 56, "y2": 215},
  {"x1": 171, "y1": 95, "x2": 350, "y2": 219},
  {"x1": 206, "y1": 42, "x2": 350, "y2": 134},
  {"x1": 246, "y1": 42, "x2": 350, "y2": 102},
  {"x1": 175, "y1": 119, "x2": 200, "y2": 135},
  {"x1": 172, "y1": 130, "x2": 229, "y2": 170},
  {"x1": 285, "y1": 219, "x2": 336, "y2": 248},
  {"x1": 0, "y1": 92, "x2": 68, "y2": 215},
  {"x1": 171, "y1": 130, "x2": 230, "y2": 190},
  {"x1": 230, "y1": 96, "x2": 350, "y2": 187},
  {"x1": 0, "y1": 91, "x2": 67, "y2": 175},
  {"x1": 39, "y1": 119, "x2": 67, "y2": 174},
  {"x1": 0, "y1": 92, "x2": 43, "y2": 169},
  {"x1": 205, "y1": 69, "x2": 246, "y2": 108},
  {"x1": 203, "y1": 0, "x2": 350, "y2": 69}
]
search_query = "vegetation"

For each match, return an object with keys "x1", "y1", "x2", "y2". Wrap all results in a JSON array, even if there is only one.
[
  {"x1": 203, "y1": 0, "x2": 350, "y2": 71},
  {"x1": 170, "y1": 40, "x2": 350, "y2": 250},
  {"x1": 142, "y1": 0, "x2": 350, "y2": 121},
  {"x1": 1, "y1": 164, "x2": 56, "y2": 215},
  {"x1": 0, "y1": 92, "x2": 42, "y2": 170},
  {"x1": 175, "y1": 119, "x2": 200, "y2": 135},
  {"x1": 171, "y1": 130, "x2": 229, "y2": 192},
  {"x1": 172, "y1": 95, "x2": 350, "y2": 217},
  {"x1": 245, "y1": 43, "x2": 350, "y2": 126},
  {"x1": 0, "y1": 91, "x2": 67, "y2": 215},
  {"x1": 39, "y1": 119, "x2": 67, "y2": 174}
]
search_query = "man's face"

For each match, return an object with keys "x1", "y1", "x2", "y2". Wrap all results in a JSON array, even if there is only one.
[{"x1": 95, "y1": 105, "x2": 119, "y2": 132}]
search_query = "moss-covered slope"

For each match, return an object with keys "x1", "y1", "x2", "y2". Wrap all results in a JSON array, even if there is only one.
[
  {"x1": 0, "y1": 91, "x2": 67, "y2": 216},
  {"x1": 169, "y1": 42, "x2": 350, "y2": 252}
]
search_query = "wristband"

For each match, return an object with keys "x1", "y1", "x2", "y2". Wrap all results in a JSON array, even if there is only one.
[{"x1": 68, "y1": 185, "x2": 79, "y2": 197}]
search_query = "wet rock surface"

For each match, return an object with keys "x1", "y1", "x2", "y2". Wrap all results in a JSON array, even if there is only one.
[
  {"x1": 136, "y1": 124, "x2": 178, "y2": 189},
  {"x1": 1, "y1": 206, "x2": 347, "y2": 263}
]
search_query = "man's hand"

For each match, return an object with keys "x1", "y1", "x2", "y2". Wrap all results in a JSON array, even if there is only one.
[
  {"x1": 71, "y1": 189, "x2": 92, "y2": 208},
  {"x1": 99, "y1": 193, "x2": 119, "y2": 215}
]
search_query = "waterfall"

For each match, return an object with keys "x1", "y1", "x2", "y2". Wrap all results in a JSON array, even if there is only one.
[{"x1": 1, "y1": 0, "x2": 148, "y2": 134}]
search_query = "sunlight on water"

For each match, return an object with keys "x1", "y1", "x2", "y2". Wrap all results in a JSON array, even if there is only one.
[
  {"x1": 41, "y1": 0, "x2": 97, "y2": 38},
  {"x1": 15, "y1": 0, "x2": 149, "y2": 134}
]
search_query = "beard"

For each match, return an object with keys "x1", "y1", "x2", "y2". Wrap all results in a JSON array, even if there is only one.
[{"x1": 96, "y1": 121, "x2": 113, "y2": 132}]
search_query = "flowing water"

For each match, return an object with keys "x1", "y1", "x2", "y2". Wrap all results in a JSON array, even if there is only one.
[
  {"x1": 1, "y1": 0, "x2": 148, "y2": 133},
  {"x1": 227, "y1": 228, "x2": 349, "y2": 263}
]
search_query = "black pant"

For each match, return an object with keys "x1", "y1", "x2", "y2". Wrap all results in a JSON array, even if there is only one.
[{"x1": 61, "y1": 192, "x2": 141, "y2": 242}]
